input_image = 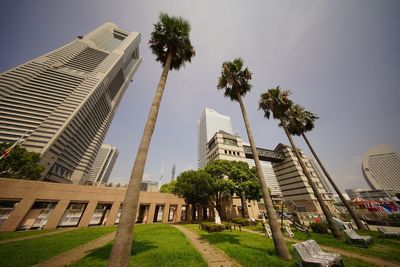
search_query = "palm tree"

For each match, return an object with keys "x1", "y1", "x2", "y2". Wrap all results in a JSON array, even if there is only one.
[
  {"x1": 217, "y1": 59, "x2": 292, "y2": 260},
  {"x1": 286, "y1": 104, "x2": 366, "y2": 230},
  {"x1": 258, "y1": 87, "x2": 342, "y2": 239},
  {"x1": 108, "y1": 13, "x2": 195, "y2": 266}
]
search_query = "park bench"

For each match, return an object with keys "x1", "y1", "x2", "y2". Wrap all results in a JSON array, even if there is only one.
[
  {"x1": 343, "y1": 229, "x2": 373, "y2": 248},
  {"x1": 377, "y1": 226, "x2": 400, "y2": 238},
  {"x1": 292, "y1": 239, "x2": 344, "y2": 267}
]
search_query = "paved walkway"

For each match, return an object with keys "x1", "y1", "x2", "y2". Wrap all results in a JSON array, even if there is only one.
[
  {"x1": 173, "y1": 225, "x2": 241, "y2": 267},
  {"x1": 242, "y1": 228, "x2": 399, "y2": 267},
  {"x1": 34, "y1": 231, "x2": 116, "y2": 267},
  {"x1": 0, "y1": 228, "x2": 77, "y2": 244}
]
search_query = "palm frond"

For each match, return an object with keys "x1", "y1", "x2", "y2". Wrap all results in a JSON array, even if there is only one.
[
  {"x1": 149, "y1": 12, "x2": 195, "y2": 70},
  {"x1": 217, "y1": 58, "x2": 252, "y2": 101}
]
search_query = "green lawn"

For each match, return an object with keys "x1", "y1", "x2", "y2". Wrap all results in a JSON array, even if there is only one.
[
  {"x1": 0, "y1": 223, "x2": 392, "y2": 267},
  {"x1": 69, "y1": 224, "x2": 207, "y2": 267},
  {"x1": 185, "y1": 224, "x2": 379, "y2": 267},
  {"x1": 0, "y1": 226, "x2": 116, "y2": 267},
  {"x1": 0, "y1": 228, "x2": 59, "y2": 241},
  {"x1": 293, "y1": 229, "x2": 400, "y2": 263}
]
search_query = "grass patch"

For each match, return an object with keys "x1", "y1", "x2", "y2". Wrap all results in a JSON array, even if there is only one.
[
  {"x1": 293, "y1": 229, "x2": 400, "y2": 263},
  {"x1": 0, "y1": 226, "x2": 116, "y2": 267},
  {"x1": 185, "y1": 224, "x2": 294, "y2": 267},
  {"x1": 0, "y1": 228, "x2": 59, "y2": 241},
  {"x1": 70, "y1": 224, "x2": 207, "y2": 267},
  {"x1": 184, "y1": 224, "x2": 378, "y2": 267}
]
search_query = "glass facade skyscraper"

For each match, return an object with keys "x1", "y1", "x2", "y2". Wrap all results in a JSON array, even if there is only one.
[{"x1": 0, "y1": 22, "x2": 141, "y2": 183}]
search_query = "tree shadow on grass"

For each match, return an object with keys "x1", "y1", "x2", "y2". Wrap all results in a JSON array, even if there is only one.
[
  {"x1": 76, "y1": 240, "x2": 157, "y2": 263},
  {"x1": 201, "y1": 231, "x2": 291, "y2": 258},
  {"x1": 201, "y1": 232, "x2": 241, "y2": 245}
]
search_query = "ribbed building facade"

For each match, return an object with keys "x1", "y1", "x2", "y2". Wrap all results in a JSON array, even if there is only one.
[
  {"x1": 89, "y1": 144, "x2": 119, "y2": 185},
  {"x1": 272, "y1": 144, "x2": 335, "y2": 213},
  {"x1": 362, "y1": 144, "x2": 400, "y2": 191},
  {"x1": 0, "y1": 22, "x2": 141, "y2": 183}
]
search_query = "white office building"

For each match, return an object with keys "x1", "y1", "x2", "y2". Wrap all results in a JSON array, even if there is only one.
[{"x1": 197, "y1": 108, "x2": 233, "y2": 168}]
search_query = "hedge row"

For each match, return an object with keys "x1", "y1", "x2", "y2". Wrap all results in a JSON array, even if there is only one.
[{"x1": 200, "y1": 222, "x2": 231, "y2": 232}]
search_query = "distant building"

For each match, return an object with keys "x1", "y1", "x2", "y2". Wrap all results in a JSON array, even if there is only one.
[
  {"x1": 0, "y1": 22, "x2": 141, "y2": 184},
  {"x1": 197, "y1": 108, "x2": 233, "y2": 168},
  {"x1": 345, "y1": 188, "x2": 398, "y2": 202},
  {"x1": 89, "y1": 144, "x2": 118, "y2": 185},
  {"x1": 362, "y1": 144, "x2": 400, "y2": 191},
  {"x1": 140, "y1": 180, "x2": 159, "y2": 192},
  {"x1": 345, "y1": 188, "x2": 368, "y2": 201}
]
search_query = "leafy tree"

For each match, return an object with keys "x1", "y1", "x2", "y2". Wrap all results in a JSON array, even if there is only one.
[
  {"x1": 286, "y1": 104, "x2": 366, "y2": 230},
  {"x1": 174, "y1": 170, "x2": 215, "y2": 221},
  {"x1": 259, "y1": 87, "x2": 342, "y2": 239},
  {"x1": 204, "y1": 160, "x2": 235, "y2": 217},
  {"x1": 0, "y1": 143, "x2": 44, "y2": 179},
  {"x1": 217, "y1": 58, "x2": 291, "y2": 260},
  {"x1": 159, "y1": 180, "x2": 177, "y2": 193},
  {"x1": 228, "y1": 161, "x2": 260, "y2": 218},
  {"x1": 242, "y1": 179, "x2": 263, "y2": 202},
  {"x1": 108, "y1": 13, "x2": 195, "y2": 266}
]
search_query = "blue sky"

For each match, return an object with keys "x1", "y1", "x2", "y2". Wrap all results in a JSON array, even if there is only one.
[{"x1": 1, "y1": 1, "x2": 399, "y2": 190}]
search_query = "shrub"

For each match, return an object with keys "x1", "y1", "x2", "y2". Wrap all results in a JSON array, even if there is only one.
[
  {"x1": 388, "y1": 213, "x2": 400, "y2": 221},
  {"x1": 309, "y1": 222, "x2": 329, "y2": 234},
  {"x1": 200, "y1": 222, "x2": 229, "y2": 232},
  {"x1": 231, "y1": 217, "x2": 248, "y2": 226},
  {"x1": 223, "y1": 222, "x2": 231, "y2": 230}
]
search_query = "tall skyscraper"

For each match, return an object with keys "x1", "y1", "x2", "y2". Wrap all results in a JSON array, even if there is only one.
[
  {"x1": 89, "y1": 144, "x2": 119, "y2": 185},
  {"x1": 197, "y1": 108, "x2": 233, "y2": 168},
  {"x1": 362, "y1": 144, "x2": 400, "y2": 191},
  {"x1": 0, "y1": 22, "x2": 141, "y2": 183}
]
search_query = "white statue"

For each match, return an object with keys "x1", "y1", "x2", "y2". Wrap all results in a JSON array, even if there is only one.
[{"x1": 214, "y1": 208, "x2": 221, "y2": 225}]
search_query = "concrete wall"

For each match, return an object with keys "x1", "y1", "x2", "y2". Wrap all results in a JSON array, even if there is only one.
[{"x1": 0, "y1": 178, "x2": 185, "y2": 231}]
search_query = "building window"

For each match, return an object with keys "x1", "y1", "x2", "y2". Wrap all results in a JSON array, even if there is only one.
[{"x1": 223, "y1": 138, "x2": 237, "y2": 146}]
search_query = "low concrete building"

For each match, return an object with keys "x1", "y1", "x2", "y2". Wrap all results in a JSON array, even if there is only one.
[{"x1": 0, "y1": 178, "x2": 185, "y2": 232}]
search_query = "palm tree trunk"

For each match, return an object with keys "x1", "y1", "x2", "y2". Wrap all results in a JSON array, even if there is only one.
[
  {"x1": 240, "y1": 190, "x2": 249, "y2": 218},
  {"x1": 108, "y1": 52, "x2": 173, "y2": 267},
  {"x1": 236, "y1": 92, "x2": 292, "y2": 260},
  {"x1": 282, "y1": 125, "x2": 342, "y2": 239},
  {"x1": 301, "y1": 133, "x2": 366, "y2": 230}
]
